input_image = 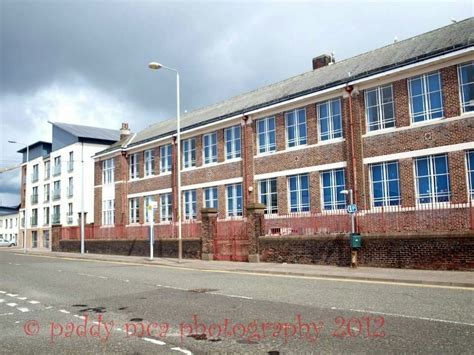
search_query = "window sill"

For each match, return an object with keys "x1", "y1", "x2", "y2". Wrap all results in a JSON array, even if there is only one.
[
  {"x1": 316, "y1": 137, "x2": 345, "y2": 146},
  {"x1": 126, "y1": 223, "x2": 141, "y2": 227}
]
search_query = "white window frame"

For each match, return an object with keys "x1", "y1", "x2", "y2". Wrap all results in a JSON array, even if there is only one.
[
  {"x1": 226, "y1": 183, "x2": 243, "y2": 217},
  {"x1": 224, "y1": 125, "x2": 241, "y2": 160},
  {"x1": 257, "y1": 116, "x2": 276, "y2": 154},
  {"x1": 160, "y1": 193, "x2": 173, "y2": 223},
  {"x1": 466, "y1": 150, "x2": 474, "y2": 199},
  {"x1": 258, "y1": 178, "x2": 278, "y2": 214},
  {"x1": 144, "y1": 195, "x2": 156, "y2": 224},
  {"x1": 203, "y1": 187, "x2": 218, "y2": 209},
  {"x1": 458, "y1": 61, "x2": 474, "y2": 113},
  {"x1": 369, "y1": 162, "x2": 401, "y2": 207},
  {"x1": 414, "y1": 154, "x2": 451, "y2": 204},
  {"x1": 144, "y1": 149, "x2": 155, "y2": 176},
  {"x1": 129, "y1": 197, "x2": 140, "y2": 224},
  {"x1": 364, "y1": 84, "x2": 395, "y2": 132},
  {"x1": 317, "y1": 98, "x2": 343, "y2": 141},
  {"x1": 285, "y1": 108, "x2": 307, "y2": 148},
  {"x1": 203, "y1": 132, "x2": 218, "y2": 165},
  {"x1": 320, "y1": 168, "x2": 346, "y2": 211},
  {"x1": 183, "y1": 190, "x2": 197, "y2": 220},
  {"x1": 287, "y1": 174, "x2": 310, "y2": 213},
  {"x1": 129, "y1": 153, "x2": 139, "y2": 179},
  {"x1": 160, "y1": 144, "x2": 172, "y2": 174},
  {"x1": 408, "y1": 71, "x2": 444, "y2": 123},
  {"x1": 102, "y1": 199, "x2": 114, "y2": 225},
  {"x1": 102, "y1": 159, "x2": 114, "y2": 184},
  {"x1": 183, "y1": 138, "x2": 196, "y2": 169}
]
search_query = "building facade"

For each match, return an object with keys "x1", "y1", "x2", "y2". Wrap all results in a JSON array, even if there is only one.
[
  {"x1": 0, "y1": 206, "x2": 19, "y2": 244},
  {"x1": 18, "y1": 123, "x2": 119, "y2": 249},
  {"x1": 93, "y1": 19, "x2": 474, "y2": 236}
]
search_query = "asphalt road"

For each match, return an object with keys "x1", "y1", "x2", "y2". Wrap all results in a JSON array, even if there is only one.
[{"x1": 0, "y1": 250, "x2": 473, "y2": 354}]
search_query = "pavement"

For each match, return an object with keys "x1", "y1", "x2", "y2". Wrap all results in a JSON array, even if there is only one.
[{"x1": 7, "y1": 248, "x2": 474, "y2": 288}]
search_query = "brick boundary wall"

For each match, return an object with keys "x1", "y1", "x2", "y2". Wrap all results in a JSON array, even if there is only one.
[{"x1": 259, "y1": 232, "x2": 474, "y2": 270}]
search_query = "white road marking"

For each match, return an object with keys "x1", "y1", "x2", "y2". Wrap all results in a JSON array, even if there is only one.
[
  {"x1": 17, "y1": 307, "x2": 29, "y2": 313},
  {"x1": 329, "y1": 306, "x2": 474, "y2": 327},
  {"x1": 78, "y1": 272, "x2": 108, "y2": 280},
  {"x1": 0, "y1": 312, "x2": 14, "y2": 316},
  {"x1": 171, "y1": 347, "x2": 193, "y2": 355},
  {"x1": 44, "y1": 306, "x2": 53, "y2": 309},
  {"x1": 209, "y1": 292, "x2": 253, "y2": 300},
  {"x1": 74, "y1": 315, "x2": 86, "y2": 320},
  {"x1": 14, "y1": 264, "x2": 20, "y2": 266},
  {"x1": 6, "y1": 293, "x2": 18, "y2": 297},
  {"x1": 0, "y1": 299, "x2": 4, "y2": 303},
  {"x1": 59, "y1": 309, "x2": 70, "y2": 314},
  {"x1": 17, "y1": 297, "x2": 27, "y2": 300},
  {"x1": 125, "y1": 280, "x2": 130, "y2": 282},
  {"x1": 28, "y1": 300, "x2": 40, "y2": 304},
  {"x1": 161, "y1": 285, "x2": 187, "y2": 291},
  {"x1": 6, "y1": 303, "x2": 17, "y2": 307},
  {"x1": 143, "y1": 337, "x2": 166, "y2": 345},
  {"x1": 15, "y1": 321, "x2": 19, "y2": 324},
  {"x1": 0, "y1": 291, "x2": 5, "y2": 294}
]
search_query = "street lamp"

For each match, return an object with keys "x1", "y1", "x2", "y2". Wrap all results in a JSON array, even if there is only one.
[
  {"x1": 340, "y1": 189, "x2": 354, "y2": 234},
  {"x1": 8, "y1": 140, "x2": 28, "y2": 254},
  {"x1": 148, "y1": 61, "x2": 182, "y2": 263}
]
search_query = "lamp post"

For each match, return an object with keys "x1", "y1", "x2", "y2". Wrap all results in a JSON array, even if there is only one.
[
  {"x1": 148, "y1": 61, "x2": 182, "y2": 263},
  {"x1": 340, "y1": 189, "x2": 354, "y2": 234},
  {"x1": 8, "y1": 140, "x2": 28, "y2": 254}
]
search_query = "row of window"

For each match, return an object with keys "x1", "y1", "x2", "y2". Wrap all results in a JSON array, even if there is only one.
[
  {"x1": 115, "y1": 150, "x2": 474, "y2": 225},
  {"x1": 0, "y1": 218, "x2": 18, "y2": 229},
  {"x1": 31, "y1": 230, "x2": 50, "y2": 249},
  {"x1": 29, "y1": 204, "x2": 74, "y2": 227},
  {"x1": 30, "y1": 178, "x2": 74, "y2": 205},
  {"x1": 31, "y1": 152, "x2": 75, "y2": 183}
]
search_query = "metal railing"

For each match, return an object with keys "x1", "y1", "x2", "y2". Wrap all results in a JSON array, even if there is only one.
[
  {"x1": 52, "y1": 213, "x2": 61, "y2": 224},
  {"x1": 31, "y1": 173, "x2": 39, "y2": 183},
  {"x1": 31, "y1": 194, "x2": 38, "y2": 204},
  {"x1": 30, "y1": 217, "x2": 38, "y2": 227},
  {"x1": 67, "y1": 161, "x2": 74, "y2": 172},
  {"x1": 53, "y1": 164, "x2": 61, "y2": 176},
  {"x1": 52, "y1": 189, "x2": 61, "y2": 201}
]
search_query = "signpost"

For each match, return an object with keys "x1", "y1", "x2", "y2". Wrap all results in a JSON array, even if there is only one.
[{"x1": 148, "y1": 201, "x2": 158, "y2": 260}]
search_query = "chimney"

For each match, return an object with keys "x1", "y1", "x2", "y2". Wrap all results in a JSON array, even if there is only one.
[
  {"x1": 312, "y1": 54, "x2": 334, "y2": 70},
  {"x1": 120, "y1": 122, "x2": 131, "y2": 140}
]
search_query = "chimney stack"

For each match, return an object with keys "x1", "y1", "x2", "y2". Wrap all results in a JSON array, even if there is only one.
[
  {"x1": 312, "y1": 54, "x2": 335, "y2": 70},
  {"x1": 120, "y1": 122, "x2": 131, "y2": 140}
]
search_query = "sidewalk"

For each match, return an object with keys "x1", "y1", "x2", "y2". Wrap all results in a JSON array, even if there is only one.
[{"x1": 6, "y1": 248, "x2": 474, "y2": 288}]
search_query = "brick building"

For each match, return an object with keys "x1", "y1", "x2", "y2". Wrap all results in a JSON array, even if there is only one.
[{"x1": 92, "y1": 19, "x2": 474, "y2": 240}]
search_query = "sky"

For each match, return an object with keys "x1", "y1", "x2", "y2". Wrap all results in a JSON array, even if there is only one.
[{"x1": 0, "y1": 0, "x2": 472, "y2": 206}]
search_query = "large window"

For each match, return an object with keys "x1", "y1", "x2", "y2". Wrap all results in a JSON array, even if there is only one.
[
  {"x1": 184, "y1": 190, "x2": 197, "y2": 220},
  {"x1": 466, "y1": 150, "x2": 474, "y2": 199},
  {"x1": 44, "y1": 184, "x2": 50, "y2": 202},
  {"x1": 408, "y1": 71, "x2": 444, "y2": 123},
  {"x1": 68, "y1": 151, "x2": 74, "y2": 172},
  {"x1": 259, "y1": 178, "x2": 278, "y2": 214},
  {"x1": 144, "y1": 196, "x2": 156, "y2": 224},
  {"x1": 53, "y1": 156, "x2": 61, "y2": 176},
  {"x1": 52, "y1": 205, "x2": 60, "y2": 224},
  {"x1": 31, "y1": 208, "x2": 38, "y2": 226},
  {"x1": 43, "y1": 207, "x2": 50, "y2": 226},
  {"x1": 144, "y1": 149, "x2": 155, "y2": 176},
  {"x1": 204, "y1": 187, "x2": 218, "y2": 209},
  {"x1": 129, "y1": 197, "x2": 139, "y2": 224},
  {"x1": 53, "y1": 181, "x2": 61, "y2": 200},
  {"x1": 257, "y1": 117, "x2": 276, "y2": 154},
  {"x1": 203, "y1": 132, "x2": 218, "y2": 165},
  {"x1": 68, "y1": 177, "x2": 73, "y2": 197},
  {"x1": 31, "y1": 186, "x2": 38, "y2": 204},
  {"x1": 102, "y1": 200, "x2": 114, "y2": 225},
  {"x1": 365, "y1": 85, "x2": 395, "y2": 132},
  {"x1": 370, "y1": 162, "x2": 400, "y2": 207},
  {"x1": 225, "y1": 125, "x2": 241, "y2": 160},
  {"x1": 160, "y1": 144, "x2": 172, "y2": 173},
  {"x1": 183, "y1": 138, "x2": 196, "y2": 169},
  {"x1": 32, "y1": 164, "x2": 39, "y2": 182},
  {"x1": 288, "y1": 174, "x2": 310, "y2": 212},
  {"x1": 286, "y1": 108, "x2": 307, "y2": 148},
  {"x1": 226, "y1": 183, "x2": 243, "y2": 217},
  {"x1": 321, "y1": 169, "x2": 346, "y2": 210},
  {"x1": 44, "y1": 161, "x2": 50, "y2": 180},
  {"x1": 103, "y1": 159, "x2": 114, "y2": 184},
  {"x1": 318, "y1": 98, "x2": 342, "y2": 141},
  {"x1": 160, "y1": 193, "x2": 172, "y2": 222},
  {"x1": 415, "y1": 154, "x2": 450, "y2": 203},
  {"x1": 130, "y1": 153, "x2": 139, "y2": 179},
  {"x1": 458, "y1": 61, "x2": 474, "y2": 113}
]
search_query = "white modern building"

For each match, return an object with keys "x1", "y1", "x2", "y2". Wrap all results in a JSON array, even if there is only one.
[
  {"x1": 16, "y1": 122, "x2": 120, "y2": 249},
  {"x1": 0, "y1": 206, "x2": 19, "y2": 244}
]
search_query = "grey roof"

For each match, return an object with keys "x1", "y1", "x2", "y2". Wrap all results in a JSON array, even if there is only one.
[
  {"x1": 0, "y1": 206, "x2": 19, "y2": 216},
  {"x1": 97, "y1": 17, "x2": 474, "y2": 156},
  {"x1": 52, "y1": 122, "x2": 120, "y2": 142},
  {"x1": 17, "y1": 141, "x2": 51, "y2": 153}
]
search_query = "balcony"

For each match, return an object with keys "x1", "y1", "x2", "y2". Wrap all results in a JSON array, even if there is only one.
[
  {"x1": 66, "y1": 213, "x2": 74, "y2": 224},
  {"x1": 31, "y1": 194, "x2": 38, "y2": 204},
  {"x1": 53, "y1": 164, "x2": 61, "y2": 177},
  {"x1": 21, "y1": 218, "x2": 25, "y2": 228},
  {"x1": 67, "y1": 161, "x2": 74, "y2": 172},
  {"x1": 44, "y1": 170, "x2": 50, "y2": 180},
  {"x1": 44, "y1": 194, "x2": 50, "y2": 203},
  {"x1": 30, "y1": 217, "x2": 38, "y2": 227},
  {"x1": 67, "y1": 186, "x2": 74, "y2": 198},
  {"x1": 31, "y1": 173, "x2": 39, "y2": 183},
  {"x1": 52, "y1": 213, "x2": 60, "y2": 224},
  {"x1": 53, "y1": 189, "x2": 61, "y2": 201}
]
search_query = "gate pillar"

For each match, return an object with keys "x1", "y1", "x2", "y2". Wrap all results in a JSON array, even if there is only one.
[
  {"x1": 200, "y1": 208, "x2": 218, "y2": 260},
  {"x1": 246, "y1": 203, "x2": 266, "y2": 263}
]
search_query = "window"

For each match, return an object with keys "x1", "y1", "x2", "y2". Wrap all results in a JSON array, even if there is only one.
[
  {"x1": 286, "y1": 108, "x2": 307, "y2": 147},
  {"x1": 160, "y1": 144, "x2": 172, "y2": 173},
  {"x1": 102, "y1": 200, "x2": 114, "y2": 225},
  {"x1": 466, "y1": 150, "x2": 474, "y2": 199},
  {"x1": 53, "y1": 181, "x2": 61, "y2": 200},
  {"x1": 67, "y1": 203, "x2": 73, "y2": 224},
  {"x1": 204, "y1": 187, "x2": 218, "y2": 209},
  {"x1": 31, "y1": 186, "x2": 38, "y2": 204},
  {"x1": 408, "y1": 71, "x2": 444, "y2": 123},
  {"x1": 43, "y1": 207, "x2": 50, "y2": 225},
  {"x1": 129, "y1": 153, "x2": 139, "y2": 179},
  {"x1": 225, "y1": 125, "x2": 241, "y2": 160},
  {"x1": 68, "y1": 151, "x2": 74, "y2": 172},
  {"x1": 53, "y1": 156, "x2": 61, "y2": 176},
  {"x1": 415, "y1": 154, "x2": 450, "y2": 203},
  {"x1": 68, "y1": 177, "x2": 73, "y2": 197},
  {"x1": 52, "y1": 205, "x2": 60, "y2": 224},
  {"x1": 44, "y1": 184, "x2": 50, "y2": 202},
  {"x1": 129, "y1": 198, "x2": 139, "y2": 224},
  {"x1": 184, "y1": 190, "x2": 197, "y2": 220},
  {"x1": 288, "y1": 174, "x2": 310, "y2": 212},
  {"x1": 103, "y1": 159, "x2": 114, "y2": 184},
  {"x1": 160, "y1": 193, "x2": 172, "y2": 222},
  {"x1": 144, "y1": 196, "x2": 156, "y2": 224},
  {"x1": 458, "y1": 61, "x2": 474, "y2": 113},
  {"x1": 44, "y1": 161, "x2": 50, "y2": 180},
  {"x1": 32, "y1": 231, "x2": 37, "y2": 248},
  {"x1": 31, "y1": 209, "x2": 38, "y2": 227},
  {"x1": 43, "y1": 230, "x2": 50, "y2": 248},
  {"x1": 183, "y1": 138, "x2": 196, "y2": 168},
  {"x1": 318, "y1": 98, "x2": 342, "y2": 141},
  {"x1": 370, "y1": 162, "x2": 400, "y2": 207},
  {"x1": 32, "y1": 164, "x2": 39, "y2": 182},
  {"x1": 144, "y1": 149, "x2": 155, "y2": 176},
  {"x1": 203, "y1": 132, "x2": 218, "y2": 164},
  {"x1": 259, "y1": 178, "x2": 278, "y2": 214},
  {"x1": 226, "y1": 183, "x2": 243, "y2": 217},
  {"x1": 321, "y1": 169, "x2": 346, "y2": 210},
  {"x1": 365, "y1": 85, "x2": 395, "y2": 132},
  {"x1": 257, "y1": 117, "x2": 276, "y2": 154}
]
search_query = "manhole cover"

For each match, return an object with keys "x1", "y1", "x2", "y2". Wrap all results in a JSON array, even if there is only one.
[{"x1": 188, "y1": 288, "x2": 218, "y2": 293}]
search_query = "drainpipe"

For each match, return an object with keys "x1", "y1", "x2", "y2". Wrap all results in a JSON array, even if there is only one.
[{"x1": 345, "y1": 85, "x2": 358, "y2": 231}]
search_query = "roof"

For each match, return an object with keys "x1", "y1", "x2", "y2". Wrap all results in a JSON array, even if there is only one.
[
  {"x1": 0, "y1": 206, "x2": 20, "y2": 216},
  {"x1": 52, "y1": 122, "x2": 121, "y2": 142},
  {"x1": 96, "y1": 17, "x2": 474, "y2": 156},
  {"x1": 17, "y1": 141, "x2": 52, "y2": 153}
]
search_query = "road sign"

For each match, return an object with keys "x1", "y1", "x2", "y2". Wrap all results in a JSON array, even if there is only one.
[{"x1": 347, "y1": 204, "x2": 357, "y2": 214}]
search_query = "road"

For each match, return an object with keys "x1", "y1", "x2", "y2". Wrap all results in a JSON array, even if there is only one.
[{"x1": 0, "y1": 250, "x2": 472, "y2": 354}]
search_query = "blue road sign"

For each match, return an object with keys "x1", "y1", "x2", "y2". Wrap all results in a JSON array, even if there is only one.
[{"x1": 347, "y1": 204, "x2": 357, "y2": 214}]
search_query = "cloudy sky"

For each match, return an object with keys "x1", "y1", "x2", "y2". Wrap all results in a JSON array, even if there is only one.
[{"x1": 0, "y1": 0, "x2": 471, "y2": 205}]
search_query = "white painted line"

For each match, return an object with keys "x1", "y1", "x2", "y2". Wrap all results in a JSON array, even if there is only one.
[
  {"x1": 125, "y1": 280, "x2": 130, "y2": 282},
  {"x1": 17, "y1": 307, "x2": 29, "y2": 313},
  {"x1": 209, "y1": 292, "x2": 253, "y2": 300},
  {"x1": 0, "y1": 299, "x2": 4, "y2": 303},
  {"x1": 6, "y1": 293, "x2": 18, "y2": 297},
  {"x1": 15, "y1": 321, "x2": 19, "y2": 324},
  {"x1": 142, "y1": 337, "x2": 166, "y2": 345},
  {"x1": 116, "y1": 327, "x2": 122, "y2": 331},
  {"x1": 161, "y1": 285, "x2": 187, "y2": 291},
  {"x1": 0, "y1": 291, "x2": 5, "y2": 294},
  {"x1": 171, "y1": 347, "x2": 193, "y2": 355},
  {"x1": 17, "y1": 297, "x2": 27, "y2": 300},
  {"x1": 0, "y1": 312, "x2": 14, "y2": 316},
  {"x1": 44, "y1": 306, "x2": 53, "y2": 309},
  {"x1": 74, "y1": 315, "x2": 86, "y2": 320},
  {"x1": 59, "y1": 310, "x2": 70, "y2": 314},
  {"x1": 28, "y1": 300, "x2": 40, "y2": 304},
  {"x1": 6, "y1": 303, "x2": 17, "y2": 307},
  {"x1": 329, "y1": 306, "x2": 474, "y2": 327},
  {"x1": 14, "y1": 264, "x2": 20, "y2": 266}
]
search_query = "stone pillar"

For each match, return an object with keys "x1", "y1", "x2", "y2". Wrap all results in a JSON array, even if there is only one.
[
  {"x1": 246, "y1": 203, "x2": 266, "y2": 263},
  {"x1": 200, "y1": 208, "x2": 218, "y2": 261}
]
